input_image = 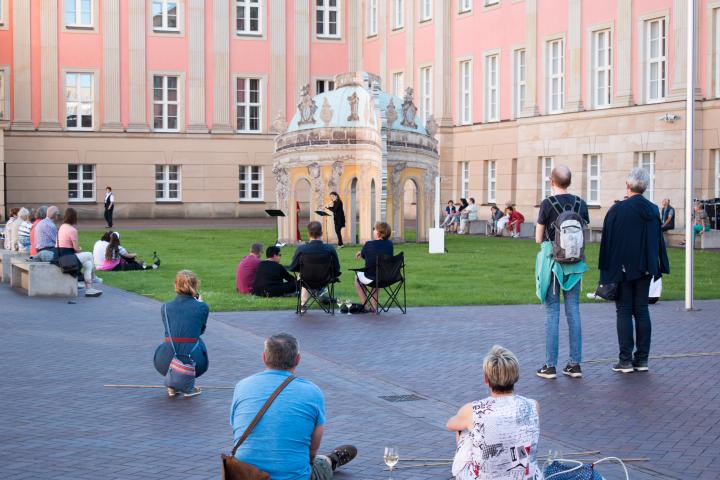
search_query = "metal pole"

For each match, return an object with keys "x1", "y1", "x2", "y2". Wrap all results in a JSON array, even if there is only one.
[{"x1": 684, "y1": 0, "x2": 696, "y2": 310}]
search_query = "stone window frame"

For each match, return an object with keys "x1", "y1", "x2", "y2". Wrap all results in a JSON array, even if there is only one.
[
  {"x1": 0, "y1": 66, "x2": 8, "y2": 121},
  {"x1": 314, "y1": 77, "x2": 336, "y2": 95},
  {"x1": 457, "y1": 56, "x2": 473, "y2": 126},
  {"x1": 539, "y1": 156, "x2": 554, "y2": 202},
  {"x1": 637, "y1": 10, "x2": 669, "y2": 105},
  {"x1": 233, "y1": 73, "x2": 267, "y2": 134},
  {"x1": 458, "y1": 0, "x2": 473, "y2": 15},
  {"x1": 483, "y1": 49, "x2": 500, "y2": 122},
  {"x1": 149, "y1": 0, "x2": 185, "y2": 37},
  {"x1": 419, "y1": 63, "x2": 433, "y2": 124},
  {"x1": 585, "y1": 154, "x2": 602, "y2": 206},
  {"x1": 62, "y1": 68, "x2": 99, "y2": 131},
  {"x1": 586, "y1": 22, "x2": 614, "y2": 110},
  {"x1": 706, "y1": 4, "x2": 720, "y2": 98},
  {"x1": 511, "y1": 46, "x2": 526, "y2": 119},
  {"x1": 392, "y1": 0, "x2": 404, "y2": 30},
  {"x1": 63, "y1": 0, "x2": 97, "y2": 30},
  {"x1": 635, "y1": 151, "x2": 656, "y2": 202},
  {"x1": 392, "y1": 70, "x2": 404, "y2": 97},
  {"x1": 149, "y1": 71, "x2": 185, "y2": 133},
  {"x1": 419, "y1": 0, "x2": 432, "y2": 23},
  {"x1": 367, "y1": 0, "x2": 378, "y2": 37},
  {"x1": 315, "y1": 0, "x2": 342, "y2": 40},
  {"x1": 67, "y1": 164, "x2": 97, "y2": 203},
  {"x1": 486, "y1": 160, "x2": 497, "y2": 204},
  {"x1": 239, "y1": 165, "x2": 264, "y2": 202},
  {"x1": 460, "y1": 161, "x2": 470, "y2": 199},
  {"x1": 715, "y1": 150, "x2": 720, "y2": 198},
  {"x1": 235, "y1": 0, "x2": 266, "y2": 39},
  {"x1": 0, "y1": 0, "x2": 8, "y2": 29},
  {"x1": 155, "y1": 164, "x2": 183, "y2": 202},
  {"x1": 544, "y1": 34, "x2": 566, "y2": 115}
]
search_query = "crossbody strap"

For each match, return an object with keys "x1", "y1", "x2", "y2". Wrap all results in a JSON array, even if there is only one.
[
  {"x1": 161, "y1": 305, "x2": 178, "y2": 356},
  {"x1": 231, "y1": 375, "x2": 296, "y2": 457}
]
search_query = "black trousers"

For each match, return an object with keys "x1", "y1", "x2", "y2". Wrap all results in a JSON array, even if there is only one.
[
  {"x1": 334, "y1": 223, "x2": 344, "y2": 246},
  {"x1": 615, "y1": 275, "x2": 652, "y2": 364},
  {"x1": 255, "y1": 281, "x2": 298, "y2": 298},
  {"x1": 104, "y1": 207, "x2": 114, "y2": 227}
]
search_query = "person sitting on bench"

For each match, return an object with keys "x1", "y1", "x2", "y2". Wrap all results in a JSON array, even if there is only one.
[{"x1": 253, "y1": 246, "x2": 298, "y2": 297}]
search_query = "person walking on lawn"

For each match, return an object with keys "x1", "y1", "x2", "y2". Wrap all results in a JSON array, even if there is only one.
[{"x1": 535, "y1": 165, "x2": 589, "y2": 379}]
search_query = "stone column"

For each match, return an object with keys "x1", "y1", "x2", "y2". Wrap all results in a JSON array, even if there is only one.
[
  {"x1": 187, "y1": 0, "x2": 207, "y2": 132},
  {"x1": 11, "y1": 0, "x2": 34, "y2": 130},
  {"x1": 39, "y1": 0, "x2": 61, "y2": 130},
  {"x1": 614, "y1": 0, "x2": 633, "y2": 106},
  {"x1": 669, "y1": 0, "x2": 698, "y2": 99},
  {"x1": 565, "y1": 0, "x2": 583, "y2": 111},
  {"x1": 102, "y1": 0, "x2": 122, "y2": 131},
  {"x1": 127, "y1": 0, "x2": 148, "y2": 131},
  {"x1": 348, "y1": 0, "x2": 363, "y2": 71},
  {"x1": 294, "y1": 0, "x2": 310, "y2": 95},
  {"x1": 434, "y1": 0, "x2": 453, "y2": 126},
  {"x1": 270, "y1": 0, "x2": 287, "y2": 131},
  {"x1": 213, "y1": 0, "x2": 233, "y2": 132},
  {"x1": 520, "y1": 0, "x2": 539, "y2": 117},
  {"x1": 405, "y1": 0, "x2": 414, "y2": 89}
]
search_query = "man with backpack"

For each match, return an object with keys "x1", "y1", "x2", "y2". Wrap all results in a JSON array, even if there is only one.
[{"x1": 534, "y1": 165, "x2": 589, "y2": 379}]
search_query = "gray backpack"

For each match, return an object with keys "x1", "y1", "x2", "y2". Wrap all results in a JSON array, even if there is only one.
[{"x1": 549, "y1": 196, "x2": 586, "y2": 264}]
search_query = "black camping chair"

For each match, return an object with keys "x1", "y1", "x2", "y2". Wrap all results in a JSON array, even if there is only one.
[
  {"x1": 295, "y1": 253, "x2": 339, "y2": 315},
  {"x1": 350, "y1": 252, "x2": 406, "y2": 314}
]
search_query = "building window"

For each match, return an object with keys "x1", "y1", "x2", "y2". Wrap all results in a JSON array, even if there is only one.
[
  {"x1": 592, "y1": 29, "x2": 612, "y2": 108},
  {"x1": 485, "y1": 55, "x2": 499, "y2": 122},
  {"x1": 65, "y1": 0, "x2": 92, "y2": 27},
  {"x1": 485, "y1": 0, "x2": 499, "y2": 5},
  {"x1": 586, "y1": 154, "x2": 601, "y2": 205},
  {"x1": 65, "y1": 72, "x2": 94, "y2": 130},
  {"x1": 0, "y1": 70, "x2": 5, "y2": 120},
  {"x1": 68, "y1": 164, "x2": 95, "y2": 202},
  {"x1": 645, "y1": 18, "x2": 666, "y2": 103},
  {"x1": 156, "y1": 165, "x2": 181, "y2": 201},
  {"x1": 392, "y1": 72, "x2": 404, "y2": 97},
  {"x1": 315, "y1": 79, "x2": 335, "y2": 94},
  {"x1": 393, "y1": 0, "x2": 404, "y2": 29},
  {"x1": 316, "y1": 0, "x2": 339, "y2": 38},
  {"x1": 420, "y1": 0, "x2": 432, "y2": 21},
  {"x1": 367, "y1": 0, "x2": 377, "y2": 36},
  {"x1": 153, "y1": 75, "x2": 179, "y2": 131},
  {"x1": 547, "y1": 39, "x2": 564, "y2": 113},
  {"x1": 236, "y1": 78, "x2": 261, "y2": 132},
  {"x1": 487, "y1": 160, "x2": 497, "y2": 203},
  {"x1": 459, "y1": 0, "x2": 472, "y2": 13},
  {"x1": 636, "y1": 152, "x2": 655, "y2": 201},
  {"x1": 420, "y1": 66, "x2": 432, "y2": 124},
  {"x1": 152, "y1": 0, "x2": 179, "y2": 31},
  {"x1": 239, "y1": 165, "x2": 263, "y2": 201},
  {"x1": 236, "y1": 0, "x2": 261, "y2": 35},
  {"x1": 459, "y1": 60, "x2": 472, "y2": 125},
  {"x1": 513, "y1": 49, "x2": 526, "y2": 118},
  {"x1": 540, "y1": 156, "x2": 554, "y2": 199},
  {"x1": 0, "y1": 0, "x2": 4, "y2": 25},
  {"x1": 460, "y1": 162, "x2": 470, "y2": 199},
  {"x1": 715, "y1": 150, "x2": 720, "y2": 197}
]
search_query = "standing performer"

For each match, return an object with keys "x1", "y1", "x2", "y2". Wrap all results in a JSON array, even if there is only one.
[
  {"x1": 104, "y1": 186, "x2": 115, "y2": 228},
  {"x1": 325, "y1": 191, "x2": 346, "y2": 247}
]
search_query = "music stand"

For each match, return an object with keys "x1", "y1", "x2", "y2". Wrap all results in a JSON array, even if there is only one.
[
  {"x1": 265, "y1": 209, "x2": 286, "y2": 246},
  {"x1": 315, "y1": 210, "x2": 331, "y2": 243}
]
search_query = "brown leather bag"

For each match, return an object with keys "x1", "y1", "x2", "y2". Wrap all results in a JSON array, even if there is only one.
[{"x1": 221, "y1": 375, "x2": 296, "y2": 480}]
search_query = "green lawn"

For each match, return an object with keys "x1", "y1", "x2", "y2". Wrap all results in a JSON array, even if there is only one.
[{"x1": 79, "y1": 228, "x2": 720, "y2": 312}]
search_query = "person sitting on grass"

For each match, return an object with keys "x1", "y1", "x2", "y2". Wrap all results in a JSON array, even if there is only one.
[
  {"x1": 92, "y1": 231, "x2": 114, "y2": 266},
  {"x1": 447, "y1": 345, "x2": 542, "y2": 480},
  {"x1": 236, "y1": 243, "x2": 263, "y2": 294},
  {"x1": 154, "y1": 270, "x2": 208, "y2": 398},
  {"x1": 354, "y1": 222, "x2": 393, "y2": 312},
  {"x1": 230, "y1": 333, "x2": 357, "y2": 479},
  {"x1": 97, "y1": 232, "x2": 159, "y2": 271},
  {"x1": 253, "y1": 246, "x2": 298, "y2": 297}
]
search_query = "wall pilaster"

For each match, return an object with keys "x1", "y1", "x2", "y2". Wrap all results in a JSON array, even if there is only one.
[
  {"x1": 348, "y1": 0, "x2": 363, "y2": 71},
  {"x1": 213, "y1": 0, "x2": 233, "y2": 133},
  {"x1": 270, "y1": 0, "x2": 287, "y2": 130},
  {"x1": 102, "y1": 0, "x2": 122, "y2": 131},
  {"x1": 615, "y1": 0, "x2": 633, "y2": 106},
  {"x1": 187, "y1": 0, "x2": 207, "y2": 132},
  {"x1": 669, "y1": 0, "x2": 699, "y2": 99},
  {"x1": 379, "y1": 0, "x2": 387, "y2": 89},
  {"x1": 39, "y1": 0, "x2": 61, "y2": 130},
  {"x1": 405, "y1": 0, "x2": 414, "y2": 90},
  {"x1": 565, "y1": 0, "x2": 583, "y2": 111},
  {"x1": 127, "y1": 0, "x2": 149, "y2": 131},
  {"x1": 434, "y1": 0, "x2": 452, "y2": 126},
  {"x1": 294, "y1": 0, "x2": 310, "y2": 95},
  {"x1": 520, "y1": 0, "x2": 539, "y2": 117},
  {"x1": 11, "y1": 0, "x2": 34, "y2": 130}
]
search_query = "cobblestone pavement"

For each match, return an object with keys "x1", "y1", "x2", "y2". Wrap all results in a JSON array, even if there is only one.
[{"x1": 2, "y1": 282, "x2": 718, "y2": 479}]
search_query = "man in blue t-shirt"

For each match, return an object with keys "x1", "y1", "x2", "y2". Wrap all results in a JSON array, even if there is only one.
[{"x1": 230, "y1": 333, "x2": 357, "y2": 480}]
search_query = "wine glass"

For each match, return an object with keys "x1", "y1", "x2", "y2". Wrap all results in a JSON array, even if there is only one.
[
  {"x1": 336, "y1": 297, "x2": 343, "y2": 313},
  {"x1": 384, "y1": 446, "x2": 399, "y2": 477},
  {"x1": 345, "y1": 299, "x2": 353, "y2": 315}
]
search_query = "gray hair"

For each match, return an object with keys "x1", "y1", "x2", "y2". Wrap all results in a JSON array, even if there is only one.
[
  {"x1": 626, "y1": 167, "x2": 651, "y2": 194},
  {"x1": 36, "y1": 205, "x2": 48, "y2": 219},
  {"x1": 264, "y1": 333, "x2": 299, "y2": 371},
  {"x1": 18, "y1": 207, "x2": 30, "y2": 221},
  {"x1": 483, "y1": 345, "x2": 520, "y2": 393}
]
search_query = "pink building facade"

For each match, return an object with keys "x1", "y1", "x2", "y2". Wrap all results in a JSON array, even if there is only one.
[{"x1": 0, "y1": 0, "x2": 718, "y2": 229}]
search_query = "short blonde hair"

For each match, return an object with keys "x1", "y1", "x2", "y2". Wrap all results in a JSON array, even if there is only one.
[
  {"x1": 483, "y1": 345, "x2": 520, "y2": 393},
  {"x1": 174, "y1": 270, "x2": 199, "y2": 298}
]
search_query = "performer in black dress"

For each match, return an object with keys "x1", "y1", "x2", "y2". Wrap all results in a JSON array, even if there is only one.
[{"x1": 325, "y1": 191, "x2": 346, "y2": 247}]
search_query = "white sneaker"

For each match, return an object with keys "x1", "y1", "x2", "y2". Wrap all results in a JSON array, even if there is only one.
[{"x1": 85, "y1": 288, "x2": 103, "y2": 297}]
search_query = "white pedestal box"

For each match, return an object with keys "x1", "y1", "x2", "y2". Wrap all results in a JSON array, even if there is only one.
[{"x1": 428, "y1": 228, "x2": 445, "y2": 254}]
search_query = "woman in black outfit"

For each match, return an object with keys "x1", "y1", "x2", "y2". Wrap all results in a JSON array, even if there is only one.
[{"x1": 325, "y1": 191, "x2": 346, "y2": 247}]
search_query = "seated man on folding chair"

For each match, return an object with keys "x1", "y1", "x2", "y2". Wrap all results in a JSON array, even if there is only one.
[
  {"x1": 289, "y1": 221, "x2": 341, "y2": 312},
  {"x1": 353, "y1": 222, "x2": 394, "y2": 313}
]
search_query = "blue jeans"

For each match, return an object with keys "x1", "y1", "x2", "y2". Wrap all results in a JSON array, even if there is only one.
[
  {"x1": 615, "y1": 275, "x2": 652, "y2": 364},
  {"x1": 544, "y1": 278, "x2": 582, "y2": 367}
]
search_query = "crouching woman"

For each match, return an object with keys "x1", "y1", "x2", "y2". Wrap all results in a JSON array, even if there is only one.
[
  {"x1": 447, "y1": 346, "x2": 543, "y2": 480},
  {"x1": 154, "y1": 270, "x2": 209, "y2": 397}
]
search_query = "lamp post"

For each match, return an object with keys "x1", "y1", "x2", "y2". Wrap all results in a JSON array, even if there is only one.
[{"x1": 684, "y1": 0, "x2": 696, "y2": 311}]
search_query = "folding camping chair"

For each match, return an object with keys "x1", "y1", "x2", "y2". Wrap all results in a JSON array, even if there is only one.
[
  {"x1": 350, "y1": 252, "x2": 406, "y2": 314},
  {"x1": 295, "y1": 253, "x2": 339, "y2": 315}
]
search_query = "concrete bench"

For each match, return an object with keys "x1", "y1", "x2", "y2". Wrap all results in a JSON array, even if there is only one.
[
  {"x1": 700, "y1": 230, "x2": 720, "y2": 249},
  {"x1": 10, "y1": 261, "x2": 78, "y2": 297},
  {"x1": 1, "y1": 249, "x2": 29, "y2": 283}
]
